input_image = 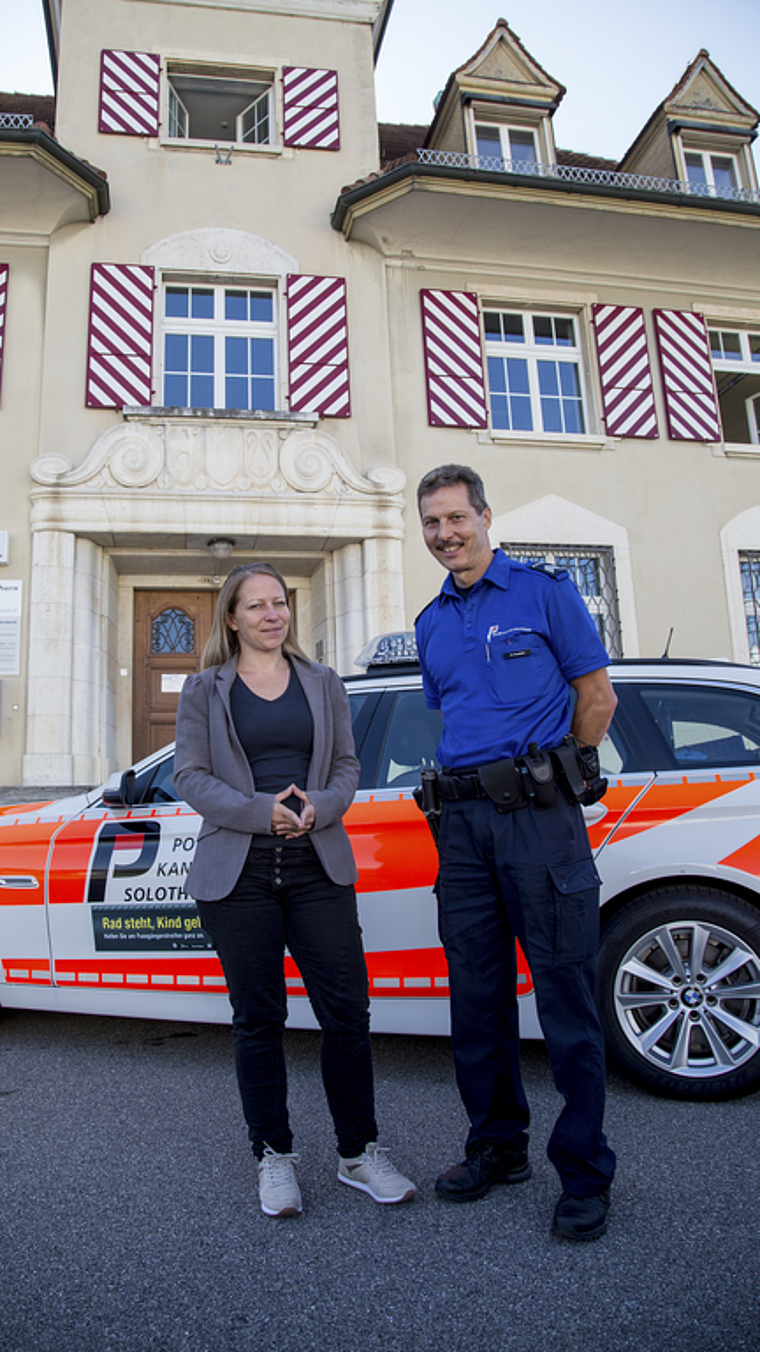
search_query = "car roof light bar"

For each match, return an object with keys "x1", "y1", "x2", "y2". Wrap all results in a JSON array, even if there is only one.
[{"x1": 354, "y1": 631, "x2": 419, "y2": 669}]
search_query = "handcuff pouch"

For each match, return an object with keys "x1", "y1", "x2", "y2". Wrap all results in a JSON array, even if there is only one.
[{"x1": 477, "y1": 758, "x2": 526, "y2": 809}]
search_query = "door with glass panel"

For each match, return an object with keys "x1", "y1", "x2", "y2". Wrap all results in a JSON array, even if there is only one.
[{"x1": 133, "y1": 591, "x2": 216, "y2": 761}]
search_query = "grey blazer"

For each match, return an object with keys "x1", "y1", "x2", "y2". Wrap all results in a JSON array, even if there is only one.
[{"x1": 173, "y1": 655, "x2": 360, "y2": 900}]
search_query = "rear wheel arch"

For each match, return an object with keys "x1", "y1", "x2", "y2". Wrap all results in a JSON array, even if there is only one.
[{"x1": 599, "y1": 874, "x2": 760, "y2": 934}]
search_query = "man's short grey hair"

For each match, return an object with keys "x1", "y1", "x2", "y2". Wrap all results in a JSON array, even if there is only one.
[{"x1": 417, "y1": 464, "x2": 489, "y2": 515}]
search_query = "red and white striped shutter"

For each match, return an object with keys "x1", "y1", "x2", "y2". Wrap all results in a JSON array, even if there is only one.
[
  {"x1": 282, "y1": 68, "x2": 340, "y2": 150},
  {"x1": 0, "y1": 265, "x2": 8, "y2": 403},
  {"x1": 591, "y1": 304, "x2": 658, "y2": 438},
  {"x1": 653, "y1": 309, "x2": 722, "y2": 441},
  {"x1": 420, "y1": 290, "x2": 488, "y2": 428},
  {"x1": 86, "y1": 264, "x2": 155, "y2": 408},
  {"x1": 99, "y1": 50, "x2": 161, "y2": 136},
  {"x1": 286, "y1": 275, "x2": 350, "y2": 417}
]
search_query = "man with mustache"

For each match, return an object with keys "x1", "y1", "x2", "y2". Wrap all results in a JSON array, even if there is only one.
[{"x1": 415, "y1": 463, "x2": 617, "y2": 1241}]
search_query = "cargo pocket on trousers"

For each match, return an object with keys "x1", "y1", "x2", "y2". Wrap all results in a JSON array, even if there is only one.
[{"x1": 546, "y1": 858, "x2": 601, "y2": 966}]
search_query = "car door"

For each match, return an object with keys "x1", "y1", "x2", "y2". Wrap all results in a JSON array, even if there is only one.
[
  {"x1": 342, "y1": 680, "x2": 650, "y2": 1036},
  {"x1": 595, "y1": 678, "x2": 760, "y2": 896},
  {"x1": 341, "y1": 683, "x2": 451, "y2": 1033}
]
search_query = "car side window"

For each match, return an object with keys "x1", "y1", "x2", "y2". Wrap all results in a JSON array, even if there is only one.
[
  {"x1": 347, "y1": 690, "x2": 382, "y2": 749},
  {"x1": 374, "y1": 691, "x2": 441, "y2": 790},
  {"x1": 597, "y1": 729, "x2": 624, "y2": 777},
  {"x1": 638, "y1": 684, "x2": 760, "y2": 768},
  {"x1": 143, "y1": 756, "x2": 182, "y2": 803}
]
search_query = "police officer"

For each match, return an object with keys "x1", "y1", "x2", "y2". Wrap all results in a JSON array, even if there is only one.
[{"x1": 415, "y1": 464, "x2": 617, "y2": 1241}]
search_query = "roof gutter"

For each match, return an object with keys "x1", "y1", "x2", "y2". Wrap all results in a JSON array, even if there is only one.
[
  {"x1": 331, "y1": 158, "x2": 760, "y2": 233},
  {"x1": 0, "y1": 126, "x2": 110, "y2": 218},
  {"x1": 373, "y1": 0, "x2": 395, "y2": 64}
]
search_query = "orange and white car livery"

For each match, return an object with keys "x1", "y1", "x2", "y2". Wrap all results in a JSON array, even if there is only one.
[{"x1": 2, "y1": 649, "x2": 760, "y2": 1103}]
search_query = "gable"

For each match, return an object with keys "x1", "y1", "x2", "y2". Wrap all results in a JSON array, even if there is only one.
[
  {"x1": 673, "y1": 68, "x2": 737, "y2": 118},
  {"x1": 468, "y1": 35, "x2": 544, "y2": 89},
  {"x1": 457, "y1": 23, "x2": 564, "y2": 105},
  {"x1": 426, "y1": 19, "x2": 564, "y2": 155},
  {"x1": 665, "y1": 51, "x2": 758, "y2": 130},
  {"x1": 669, "y1": 66, "x2": 757, "y2": 130}
]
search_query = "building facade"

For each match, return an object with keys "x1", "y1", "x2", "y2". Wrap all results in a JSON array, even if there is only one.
[{"x1": 1, "y1": 2, "x2": 760, "y2": 786}]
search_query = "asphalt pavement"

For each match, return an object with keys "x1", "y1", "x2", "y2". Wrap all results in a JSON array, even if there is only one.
[{"x1": 1, "y1": 1009, "x2": 758, "y2": 1352}]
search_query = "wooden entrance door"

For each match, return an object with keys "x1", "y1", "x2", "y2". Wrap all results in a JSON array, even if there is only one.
[{"x1": 132, "y1": 590, "x2": 217, "y2": 762}]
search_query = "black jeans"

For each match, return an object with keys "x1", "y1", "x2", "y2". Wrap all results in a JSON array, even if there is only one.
[
  {"x1": 436, "y1": 795, "x2": 616, "y2": 1197},
  {"x1": 197, "y1": 840, "x2": 377, "y2": 1159}
]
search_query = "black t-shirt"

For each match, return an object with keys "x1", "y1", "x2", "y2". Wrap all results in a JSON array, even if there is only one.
[
  {"x1": 230, "y1": 665, "x2": 314, "y2": 829},
  {"x1": 452, "y1": 580, "x2": 474, "y2": 601}
]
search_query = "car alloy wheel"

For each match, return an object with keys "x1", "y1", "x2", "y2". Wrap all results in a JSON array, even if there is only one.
[{"x1": 597, "y1": 886, "x2": 760, "y2": 1100}]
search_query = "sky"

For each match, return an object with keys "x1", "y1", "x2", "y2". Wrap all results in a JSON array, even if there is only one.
[{"x1": 1, "y1": 0, "x2": 759, "y2": 160}]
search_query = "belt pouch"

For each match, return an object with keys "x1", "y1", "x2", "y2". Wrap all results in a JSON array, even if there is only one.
[
  {"x1": 523, "y1": 742, "x2": 558, "y2": 807},
  {"x1": 477, "y1": 758, "x2": 525, "y2": 808}
]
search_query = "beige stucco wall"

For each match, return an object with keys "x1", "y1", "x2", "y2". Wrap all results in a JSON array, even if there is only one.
[
  {"x1": 0, "y1": 244, "x2": 48, "y2": 776},
  {"x1": 365, "y1": 187, "x2": 760, "y2": 663}
]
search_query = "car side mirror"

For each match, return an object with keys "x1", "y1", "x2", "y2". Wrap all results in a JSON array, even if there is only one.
[{"x1": 102, "y1": 769, "x2": 136, "y2": 808}]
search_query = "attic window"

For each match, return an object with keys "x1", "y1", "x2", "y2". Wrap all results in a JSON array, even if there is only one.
[
  {"x1": 685, "y1": 150, "x2": 738, "y2": 197},
  {"x1": 166, "y1": 66, "x2": 273, "y2": 144},
  {"x1": 474, "y1": 124, "x2": 538, "y2": 170}
]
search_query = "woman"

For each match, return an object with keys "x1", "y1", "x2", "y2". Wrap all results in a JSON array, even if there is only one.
[{"x1": 174, "y1": 563, "x2": 416, "y2": 1217}]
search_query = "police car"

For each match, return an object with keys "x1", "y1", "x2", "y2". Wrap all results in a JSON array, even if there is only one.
[{"x1": 2, "y1": 636, "x2": 760, "y2": 1104}]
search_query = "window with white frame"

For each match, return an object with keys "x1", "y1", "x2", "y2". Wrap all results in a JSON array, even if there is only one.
[
  {"x1": 708, "y1": 327, "x2": 760, "y2": 444},
  {"x1": 162, "y1": 282, "x2": 277, "y2": 411},
  {"x1": 484, "y1": 310, "x2": 587, "y2": 436},
  {"x1": 684, "y1": 150, "x2": 739, "y2": 197},
  {"x1": 739, "y1": 552, "x2": 760, "y2": 664},
  {"x1": 474, "y1": 123, "x2": 538, "y2": 170},
  {"x1": 166, "y1": 65, "x2": 273, "y2": 145},
  {"x1": 503, "y1": 544, "x2": 622, "y2": 656}
]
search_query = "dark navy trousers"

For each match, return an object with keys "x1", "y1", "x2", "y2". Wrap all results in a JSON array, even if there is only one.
[{"x1": 436, "y1": 794, "x2": 616, "y2": 1197}]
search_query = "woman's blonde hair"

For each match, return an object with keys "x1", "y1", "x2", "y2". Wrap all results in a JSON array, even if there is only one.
[{"x1": 201, "y1": 563, "x2": 308, "y2": 670}]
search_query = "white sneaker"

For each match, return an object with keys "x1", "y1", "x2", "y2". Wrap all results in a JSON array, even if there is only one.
[
  {"x1": 338, "y1": 1143, "x2": 417, "y2": 1204},
  {"x1": 257, "y1": 1147, "x2": 302, "y2": 1218}
]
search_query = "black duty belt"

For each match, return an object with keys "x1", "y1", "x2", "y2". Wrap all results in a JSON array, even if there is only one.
[
  {"x1": 415, "y1": 741, "x2": 608, "y2": 839},
  {"x1": 439, "y1": 757, "x2": 530, "y2": 809},
  {"x1": 438, "y1": 737, "x2": 608, "y2": 812},
  {"x1": 437, "y1": 770, "x2": 491, "y2": 802}
]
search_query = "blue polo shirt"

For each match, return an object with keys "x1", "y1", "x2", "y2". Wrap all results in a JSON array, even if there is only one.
[{"x1": 415, "y1": 549, "x2": 610, "y2": 767}]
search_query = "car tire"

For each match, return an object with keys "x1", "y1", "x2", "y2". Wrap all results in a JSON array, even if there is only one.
[{"x1": 597, "y1": 885, "x2": 760, "y2": 1100}]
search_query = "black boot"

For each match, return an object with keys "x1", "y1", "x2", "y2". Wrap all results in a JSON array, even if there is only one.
[{"x1": 435, "y1": 1141, "x2": 531, "y2": 1202}]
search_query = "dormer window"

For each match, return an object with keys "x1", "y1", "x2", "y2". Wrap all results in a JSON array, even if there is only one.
[
  {"x1": 474, "y1": 123, "x2": 538, "y2": 170},
  {"x1": 684, "y1": 150, "x2": 738, "y2": 196}
]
